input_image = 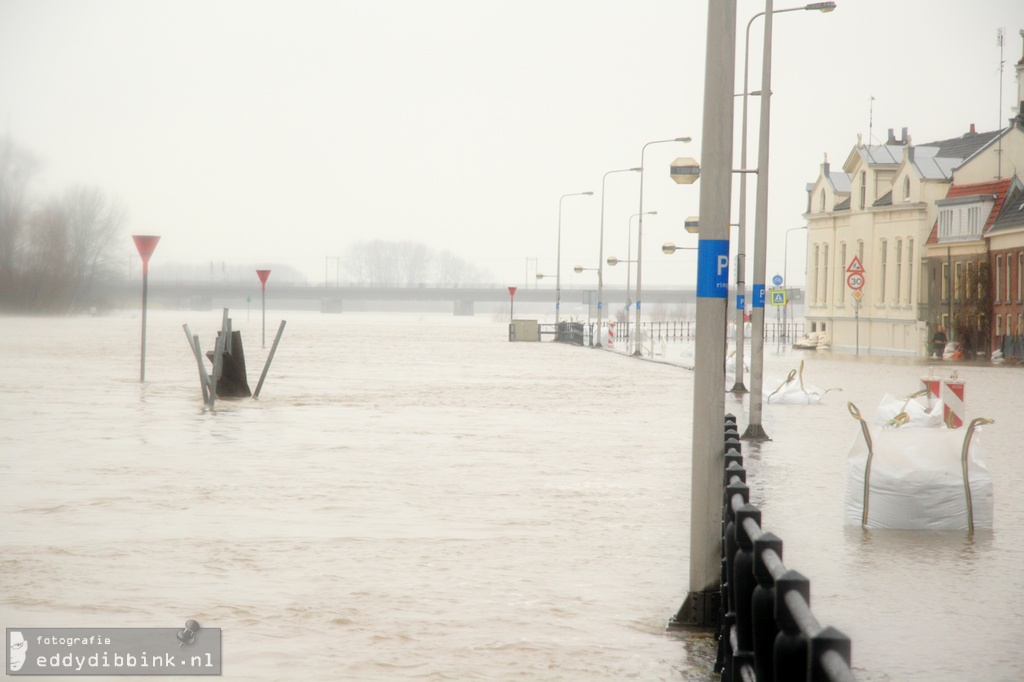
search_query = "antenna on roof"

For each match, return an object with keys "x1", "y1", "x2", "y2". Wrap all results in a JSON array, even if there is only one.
[
  {"x1": 997, "y1": 28, "x2": 1005, "y2": 179},
  {"x1": 868, "y1": 95, "x2": 876, "y2": 145}
]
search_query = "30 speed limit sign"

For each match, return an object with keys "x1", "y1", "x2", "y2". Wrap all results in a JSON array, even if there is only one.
[{"x1": 847, "y1": 272, "x2": 865, "y2": 290}]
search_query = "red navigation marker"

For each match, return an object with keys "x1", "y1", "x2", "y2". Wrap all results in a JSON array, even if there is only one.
[
  {"x1": 132, "y1": 235, "x2": 161, "y2": 273},
  {"x1": 131, "y1": 235, "x2": 160, "y2": 382},
  {"x1": 256, "y1": 270, "x2": 272, "y2": 347},
  {"x1": 507, "y1": 286, "x2": 517, "y2": 326}
]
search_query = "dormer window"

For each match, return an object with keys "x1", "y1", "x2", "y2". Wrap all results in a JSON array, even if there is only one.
[
  {"x1": 936, "y1": 193, "x2": 996, "y2": 243},
  {"x1": 820, "y1": 189, "x2": 826, "y2": 212},
  {"x1": 859, "y1": 171, "x2": 866, "y2": 209},
  {"x1": 903, "y1": 176, "x2": 910, "y2": 202}
]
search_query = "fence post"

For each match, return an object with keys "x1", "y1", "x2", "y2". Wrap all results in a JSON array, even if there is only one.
[
  {"x1": 811, "y1": 626, "x2": 853, "y2": 682},
  {"x1": 774, "y1": 569, "x2": 811, "y2": 681},
  {"x1": 752, "y1": 531, "x2": 783, "y2": 682},
  {"x1": 733, "y1": 503, "x2": 761, "y2": 671}
]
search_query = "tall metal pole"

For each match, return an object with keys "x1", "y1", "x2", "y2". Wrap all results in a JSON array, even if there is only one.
[
  {"x1": 140, "y1": 263, "x2": 149, "y2": 381},
  {"x1": 256, "y1": 270, "x2": 272, "y2": 348},
  {"x1": 742, "y1": 0, "x2": 775, "y2": 441},
  {"x1": 783, "y1": 226, "x2": 807, "y2": 344},
  {"x1": 732, "y1": 12, "x2": 761, "y2": 392},
  {"x1": 670, "y1": 0, "x2": 735, "y2": 630},
  {"x1": 598, "y1": 168, "x2": 641, "y2": 347},
  {"x1": 740, "y1": 2, "x2": 836, "y2": 425},
  {"x1": 635, "y1": 138, "x2": 690, "y2": 356},
  {"x1": 627, "y1": 216, "x2": 635, "y2": 335},
  {"x1": 132, "y1": 235, "x2": 160, "y2": 383},
  {"x1": 732, "y1": 2, "x2": 835, "y2": 389},
  {"x1": 556, "y1": 191, "x2": 593, "y2": 324}
]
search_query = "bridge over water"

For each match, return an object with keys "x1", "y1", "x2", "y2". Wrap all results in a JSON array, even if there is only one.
[{"x1": 107, "y1": 281, "x2": 721, "y2": 315}]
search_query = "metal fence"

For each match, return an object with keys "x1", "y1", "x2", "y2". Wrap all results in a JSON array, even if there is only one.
[
  {"x1": 717, "y1": 414, "x2": 856, "y2": 681},
  {"x1": 608, "y1": 321, "x2": 805, "y2": 344},
  {"x1": 540, "y1": 321, "x2": 586, "y2": 345}
]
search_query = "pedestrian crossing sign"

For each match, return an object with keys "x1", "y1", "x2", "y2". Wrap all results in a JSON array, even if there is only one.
[{"x1": 770, "y1": 290, "x2": 787, "y2": 306}]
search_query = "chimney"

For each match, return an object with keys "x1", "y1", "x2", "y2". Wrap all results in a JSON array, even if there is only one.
[
  {"x1": 901, "y1": 127, "x2": 908, "y2": 144},
  {"x1": 822, "y1": 152, "x2": 830, "y2": 177},
  {"x1": 887, "y1": 128, "x2": 896, "y2": 144}
]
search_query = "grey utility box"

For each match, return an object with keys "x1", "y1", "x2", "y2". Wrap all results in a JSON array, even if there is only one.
[{"x1": 509, "y1": 319, "x2": 539, "y2": 342}]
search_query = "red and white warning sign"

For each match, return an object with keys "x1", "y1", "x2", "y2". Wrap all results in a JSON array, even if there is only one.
[
  {"x1": 846, "y1": 256, "x2": 865, "y2": 274},
  {"x1": 941, "y1": 380, "x2": 965, "y2": 429}
]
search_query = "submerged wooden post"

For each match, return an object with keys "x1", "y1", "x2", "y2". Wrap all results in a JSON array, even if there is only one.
[
  {"x1": 182, "y1": 324, "x2": 211, "y2": 405},
  {"x1": 253, "y1": 320, "x2": 286, "y2": 399}
]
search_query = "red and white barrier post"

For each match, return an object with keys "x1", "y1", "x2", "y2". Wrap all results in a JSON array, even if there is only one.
[
  {"x1": 941, "y1": 379, "x2": 966, "y2": 429},
  {"x1": 607, "y1": 321, "x2": 615, "y2": 349}
]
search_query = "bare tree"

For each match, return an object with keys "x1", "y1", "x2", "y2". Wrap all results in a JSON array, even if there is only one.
[
  {"x1": 63, "y1": 186, "x2": 127, "y2": 309},
  {"x1": 343, "y1": 239, "x2": 491, "y2": 287},
  {"x1": 0, "y1": 137, "x2": 41, "y2": 299}
]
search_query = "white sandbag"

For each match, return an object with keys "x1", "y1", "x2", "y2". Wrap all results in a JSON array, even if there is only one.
[
  {"x1": 844, "y1": 425, "x2": 993, "y2": 530},
  {"x1": 765, "y1": 377, "x2": 825, "y2": 404},
  {"x1": 763, "y1": 361, "x2": 838, "y2": 405},
  {"x1": 873, "y1": 392, "x2": 944, "y2": 428}
]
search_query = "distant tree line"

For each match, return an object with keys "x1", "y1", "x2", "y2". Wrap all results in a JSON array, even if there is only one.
[
  {"x1": 343, "y1": 240, "x2": 491, "y2": 287},
  {"x1": 0, "y1": 137, "x2": 126, "y2": 312}
]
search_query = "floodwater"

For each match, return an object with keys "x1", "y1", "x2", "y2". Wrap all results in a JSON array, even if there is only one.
[{"x1": 1, "y1": 310, "x2": 1022, "y2": 681}]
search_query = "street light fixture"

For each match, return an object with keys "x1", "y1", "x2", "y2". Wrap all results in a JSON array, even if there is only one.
[
  {"x1": 597, "y1": 168, "x2": 642, "y2": 347},
  {"x1": 556, "y1": 191, "x2": 594, "y2": 324},
  {"x1": 635, "y1": 137, "x2": 691, "y2": 356},
  {"x1": 733, "y1": 1, "x2": 837, "y2": 395},
  {"x1": 662, "y1": 243, "x2": 698, "y2": 255},
  {"x1": 743, "y1": 1, "x2": 837, "y2": 439}
]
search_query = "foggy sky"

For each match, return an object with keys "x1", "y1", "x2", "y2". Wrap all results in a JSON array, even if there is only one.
[{"x1": 1, "y1": 0, "x2": 1021, "y2": 289}]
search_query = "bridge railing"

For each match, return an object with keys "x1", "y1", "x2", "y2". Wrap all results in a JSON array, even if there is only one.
[{"x1": 717, "y1": 414, "x2": 855, "y2": 682}]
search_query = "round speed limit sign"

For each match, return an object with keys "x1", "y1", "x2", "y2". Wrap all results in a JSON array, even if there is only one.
[{"x1": 847, "y1": 272, "x2": 865, "y2": 290}]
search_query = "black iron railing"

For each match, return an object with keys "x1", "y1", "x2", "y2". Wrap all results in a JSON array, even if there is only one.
[
  {"x1": 539, "y1": 322, "x2": 585, "y2": 345},
  {"x1": 716, "y1": 414, "x2": 855, "y2": 682}
]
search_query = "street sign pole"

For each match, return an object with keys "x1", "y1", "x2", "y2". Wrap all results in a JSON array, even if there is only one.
[
  {"x1": 846, "y1": 258, "x2": 865, "y2": 356},
  {"x1": 856, "y1": 297, "x2": 860, "y2": 356},
  {"x1": 132, "y1": 235, "x2": 160, "y2": 383},
  {"x1": 256, "y1": 270, "x2": 272, "y2": 347}
]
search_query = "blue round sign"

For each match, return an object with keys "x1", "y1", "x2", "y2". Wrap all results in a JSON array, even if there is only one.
[{"x1": 772, "y1": 274, "x2": 784, "y2": 287}]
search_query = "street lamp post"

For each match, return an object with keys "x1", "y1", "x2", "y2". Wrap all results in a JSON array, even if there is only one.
[
  {"x1": 597, "y1": 168, "x2": 641, "y2": 346},
  {"x1": 556, "y1": 191, "x2": 594, "y2": 324},
  {"x1": 743, "y1": 0, "x2": 837, "y2": 440},
  {"x1": 626, "y1": 211, "x2": 656, "y2": 340},
  {"x1": 635, "y1": 137, "x2": 691, "y2": 356},
  {"x1": 669, "y1": 0, "x2": 736, "y2": 631},
  {"x1": 605, "y1": 255, "x2": 636, "y2": 341},
  {"x1": 733, "y1": 1, "x2": 836, "y2": 393},
  {"x1": 783, "y1": 226, "x2": 807, "y2": 344}
]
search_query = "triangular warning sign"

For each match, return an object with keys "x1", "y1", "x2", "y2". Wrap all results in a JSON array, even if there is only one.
[{"x1": 846, "y1": 256, "x2": 865, "y2": 274}]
